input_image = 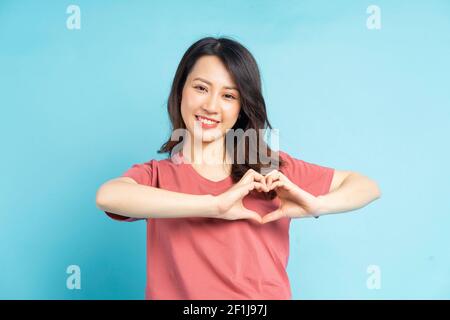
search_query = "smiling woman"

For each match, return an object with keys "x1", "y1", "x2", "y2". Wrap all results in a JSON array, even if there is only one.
[
  {"x1": 159, "y1": 37, "x2": 284, "y2": 189},
  {"x1": 95, "y1": 36, "x2": 381, "y2": 300},
  {"x1": 184, "y1": 57, "x2": 240, "y2": 133}
]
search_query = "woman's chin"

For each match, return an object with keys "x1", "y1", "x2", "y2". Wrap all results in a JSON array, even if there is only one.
[
  {"x1": 189, "y1": 128, "x2": 225, "y2": 144},
  {"x1": 201, "y1": 135, "x2": 220, "y2": 143}
]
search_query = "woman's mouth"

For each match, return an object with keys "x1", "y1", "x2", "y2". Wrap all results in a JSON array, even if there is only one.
[{"x1": 195, "y1": 115, "x2": 220, "y2": 129}]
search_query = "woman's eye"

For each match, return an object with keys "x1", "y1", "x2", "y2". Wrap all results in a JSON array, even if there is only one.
[
  {"x1": 194, "y1": 85, "x2": 206, "y2": 92},
  {"x1": 194, "y1": 86, "x2": 235, "y2": 100}
]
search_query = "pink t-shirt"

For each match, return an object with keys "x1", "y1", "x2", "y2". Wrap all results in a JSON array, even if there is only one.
[{"x1": 105, "y1": 150, "x2": 334, "y2": 300}]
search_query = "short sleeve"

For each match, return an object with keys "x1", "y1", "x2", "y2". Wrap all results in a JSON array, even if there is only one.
[
  {"x1": 105, "y1": 159, "x2": 158, "y2": 222},
  {"x1": 279, "y1": 151, "x2": 335, "y2": 197}
]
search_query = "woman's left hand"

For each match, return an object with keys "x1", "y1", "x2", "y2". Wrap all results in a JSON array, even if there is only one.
[{"x1": 262, "y1": 170, "x2": 323, "y2": 223}]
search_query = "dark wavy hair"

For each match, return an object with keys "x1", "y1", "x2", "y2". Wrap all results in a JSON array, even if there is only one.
[{"x1": 158, "y1": 36, "x2": 285, "y2": 199}]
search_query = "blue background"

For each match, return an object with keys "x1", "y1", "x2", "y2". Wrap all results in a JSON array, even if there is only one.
[{"x1": 1, "y1": 0, "x2": 449, "y2": 299}]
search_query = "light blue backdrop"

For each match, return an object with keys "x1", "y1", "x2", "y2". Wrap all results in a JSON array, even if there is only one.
[{"x1": 1, "y1": 0, "x2": 449, "y2": 299}]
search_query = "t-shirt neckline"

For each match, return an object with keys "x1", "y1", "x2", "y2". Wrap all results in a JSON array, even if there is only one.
[{"x1": 178, "y1": 151, "x2": 233, "y2": 185}]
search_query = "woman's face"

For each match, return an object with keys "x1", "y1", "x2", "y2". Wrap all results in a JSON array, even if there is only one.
[{"x1": 181, "y1": 55, "x2": 241, "y2": 144}]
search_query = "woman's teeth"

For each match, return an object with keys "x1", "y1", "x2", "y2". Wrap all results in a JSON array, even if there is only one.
[{"x1": 196, "y1": 116, "x2": 217, "y2": 125}]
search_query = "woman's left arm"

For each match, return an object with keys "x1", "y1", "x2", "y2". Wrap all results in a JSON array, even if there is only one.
[{"x1": 317, "y1": 170, "x2": 382, "y2": 216}]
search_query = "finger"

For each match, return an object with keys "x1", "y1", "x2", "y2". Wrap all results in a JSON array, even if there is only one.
[
  {"x1": 266, "y1": 170, "x2": 290, "y2": 184},
  {"x1": 242, "y1": 169, "x2": 267, "y2": 186},
  {"x1": 242, "y1": 168, "x2": 259, "y2": 180},
  {"x1": 252, "y1": 174, "x2": 268, "y2": 188},
  {"x1": 261, "y1": 209, "x2": 285, "y2": 224},
  {"x1": 265, "y1": 169, "x2": 278, "y2": 177},
  {"x1": 267, "y1": 180, "x2": 284, "y2": 191},
  {"x1": 265, "y1": 170, "x2": 280, "y2": 188},
  {"x1": 252, "y1": 180, "x2": 267, "y2": 192},
  {"x1": 252, "y1": 181, "x2": 269, "y2": 192},
  {"x1": 241, "y1": 209, "x2": 263, "y2": 224},
  {"x1": 231, "y1": 182, "x2": 255, "y2": 200},
  {"x1": 235, "y1": 181, "x2": 265, "y2": 199},
  {"x1": 266, "y1": 174, "x2": 273, "y2": 188}
]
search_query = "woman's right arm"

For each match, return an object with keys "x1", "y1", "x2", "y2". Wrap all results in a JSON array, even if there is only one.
[{"x1": 95, "y1": 177, "x2": 218, "y2": 219}]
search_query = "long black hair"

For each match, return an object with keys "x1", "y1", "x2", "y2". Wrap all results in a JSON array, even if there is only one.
[{"x1": 158, "y1": 36, "x2": 284, "y2": 199}]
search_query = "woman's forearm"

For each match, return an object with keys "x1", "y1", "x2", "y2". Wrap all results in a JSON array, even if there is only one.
[
  {"x1": 96, "y1": 180, "x2": 217, "y2": 219},
  {"x1": 317, "y1": 173, "x2": 381, "y2": 216}
]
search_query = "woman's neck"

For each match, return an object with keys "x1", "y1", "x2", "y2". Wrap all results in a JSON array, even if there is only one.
[{"x1": 182, "y1": 137, "x2": 230, "y2": 167}]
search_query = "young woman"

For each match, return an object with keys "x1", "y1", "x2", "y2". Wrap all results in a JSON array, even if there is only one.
[{"x1": 95, "y1": 37, "x2": 381, "y2": 300}]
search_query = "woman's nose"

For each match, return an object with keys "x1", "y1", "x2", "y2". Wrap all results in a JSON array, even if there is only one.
[{"x1": 202, "y1": 94, "x2": 220, "y2": 113}]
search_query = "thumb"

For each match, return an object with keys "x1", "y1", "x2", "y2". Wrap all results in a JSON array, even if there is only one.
[
  {"x1": 240, "y1": 208, "x2": 262, "y2": 224},
  {"x1": 232, "y1": 181, "x2": 259, "y2": 200},
  {"x1": 261, "y1": 208, "x2": 284, "y2": 224}
]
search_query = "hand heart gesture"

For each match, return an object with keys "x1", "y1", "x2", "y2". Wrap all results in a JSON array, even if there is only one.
[{"x1": 261, "y1": 170, "x2": 322, "y2": 223}]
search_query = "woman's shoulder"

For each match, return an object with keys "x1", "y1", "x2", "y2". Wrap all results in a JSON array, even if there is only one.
[
  {"x1": 121, "y1": 153, "x2": 186, "y2": 185},
  {"x1": 276, "y1": 149, "x2": 298, "y2": 167},
  {"x1": 133, "y1": 151, "x2": 189, "y2": 170},
  {"x1": 277, "y1": 149, "x2": 332, "y2": 169},
  {"x1": 276, "y1": 149, "x2": 332, "y2": 177},
  {"x1": 277, "y1": 149, "x2": 291, "y2": 160}
]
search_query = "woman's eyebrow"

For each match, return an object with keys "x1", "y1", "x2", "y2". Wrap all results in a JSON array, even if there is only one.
[{"x1": 193, "y1": 77, "x2": 238, "y2": 91}]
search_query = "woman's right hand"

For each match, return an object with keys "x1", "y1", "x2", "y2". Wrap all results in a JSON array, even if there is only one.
[{"x1": 212, "y1": 169, "x2": 269, "y2": 223}]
